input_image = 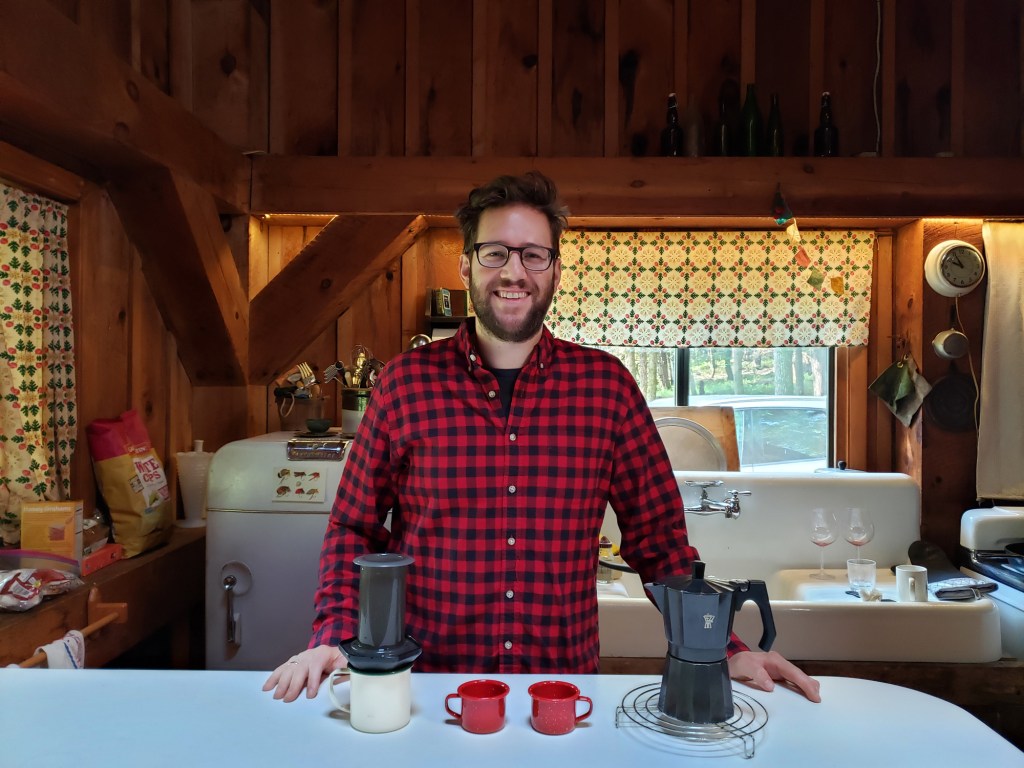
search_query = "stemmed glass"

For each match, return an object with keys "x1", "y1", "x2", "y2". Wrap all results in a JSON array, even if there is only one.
[
  {"x1": 844, "y1": 507, "x2": 875, "y2": 557},
  {"x1": 809, "y1": 508, "x2": 838, "y2": 580}
]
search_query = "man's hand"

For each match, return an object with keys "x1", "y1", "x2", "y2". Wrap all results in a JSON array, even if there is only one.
[
  {"x1": 727, "y1": 650, "x2": 822, "y2": 702},
  {"x1": 262, "y1": 645, "x2": 346, "y2": 703}
]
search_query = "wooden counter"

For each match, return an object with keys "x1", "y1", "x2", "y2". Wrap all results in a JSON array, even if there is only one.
[{"x1": 0, "y1": 527, "x2": 205, "y2": 668}]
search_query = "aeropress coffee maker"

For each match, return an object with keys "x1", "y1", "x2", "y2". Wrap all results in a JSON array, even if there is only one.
[
  {"x1": 328, "y1": 553, "x2": 422, "y2": 733},
  {"x1": 646, "y1": 561, "x2": 776, "y2": 724}
]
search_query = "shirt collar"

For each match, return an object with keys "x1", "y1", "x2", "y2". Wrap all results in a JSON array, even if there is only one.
[{"x1": 455, "y1": 319, "x2": 554, "y2": 373}]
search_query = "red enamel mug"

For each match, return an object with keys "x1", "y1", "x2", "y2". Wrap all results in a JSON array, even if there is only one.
[
  {"x1": 444, "y1": 679, "x2": 510, "y2": 734},
  {"x1": 527, "y1": 680, "x2": 593, "y2": 735}
]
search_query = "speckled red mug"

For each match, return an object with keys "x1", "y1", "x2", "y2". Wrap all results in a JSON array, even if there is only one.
[
  {"x1": 527, "y1": 680, "x2": 593, "y2": 735},
  {"x1": 445, "y1": 679, "x2": 510, "y2": 734}
]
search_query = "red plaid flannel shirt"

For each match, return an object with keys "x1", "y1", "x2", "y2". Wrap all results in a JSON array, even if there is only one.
[{"x1": 311, "y1": 322, "x2": 749, "y2": 672}]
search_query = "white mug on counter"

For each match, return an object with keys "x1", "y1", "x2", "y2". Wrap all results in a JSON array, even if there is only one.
[
  {"x1": 327, "y1": 665, "x2": 412, "y2": 733},
  {"x1": 896, "y1": 564, "x2": 928, "y2": 602}
]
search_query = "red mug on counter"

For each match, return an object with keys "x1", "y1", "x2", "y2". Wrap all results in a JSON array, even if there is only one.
[
  {"x1": 527, "y1": 680, "x2": 593, "y2": 735},
  {"x1": 445, "y1": 679, "x2": 510, "y2": 734}
]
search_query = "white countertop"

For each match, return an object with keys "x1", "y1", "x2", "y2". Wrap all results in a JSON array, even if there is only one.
[{"x1": 1, "y1": 670, "x2": 1019, "y2": 766}]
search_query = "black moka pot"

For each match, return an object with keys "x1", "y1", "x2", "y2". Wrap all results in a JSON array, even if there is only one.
[
  {"x1": 645, "y1": 561, "x2": 776, "y2": 724},
  {"x1": 339, "y1": 553, "x2": 422, "y2": 673}
]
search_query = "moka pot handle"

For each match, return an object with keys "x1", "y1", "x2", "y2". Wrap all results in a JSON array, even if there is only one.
[{"x1": 733, "y1": 580, "x2": 777, "y2": 652}]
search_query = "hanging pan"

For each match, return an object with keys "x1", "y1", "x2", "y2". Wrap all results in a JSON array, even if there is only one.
[{"x1": 923, "y1": 362, "x2": 977, "y2": 432}]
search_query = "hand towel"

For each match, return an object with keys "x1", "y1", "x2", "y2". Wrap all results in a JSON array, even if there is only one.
[{"x1": 34, "y1": 629, "x2": 85, "y2": 669}]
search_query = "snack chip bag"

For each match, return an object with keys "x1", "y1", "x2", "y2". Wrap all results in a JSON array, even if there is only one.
[{"x1": 86, "y1": 410, "x2": 172, "y2": 558}]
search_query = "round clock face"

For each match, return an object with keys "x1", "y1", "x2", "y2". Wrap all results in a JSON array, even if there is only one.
[
  {"x1": 940, "y1": 245, "x2": 985, "y2": 288},
  {"x1": 925, "y1": 240, "x2": 986, "y2": 297}
]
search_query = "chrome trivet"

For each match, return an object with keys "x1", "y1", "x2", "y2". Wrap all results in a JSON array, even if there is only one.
[{"x1": 615, "y1": 683, "x2": 767, "y2": 759}]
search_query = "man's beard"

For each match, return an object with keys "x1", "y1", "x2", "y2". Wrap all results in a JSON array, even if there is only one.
[{"x1": 468, "y1": 268, "x2": 555, "y2": 344}]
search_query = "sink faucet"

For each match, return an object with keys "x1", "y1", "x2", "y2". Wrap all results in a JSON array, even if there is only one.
[{"x1": 683, "y1": 480, "x2": 751, "y2": 519}]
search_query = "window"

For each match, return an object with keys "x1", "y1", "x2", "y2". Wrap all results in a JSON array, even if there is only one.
[{"x1": 594, "y1": 347, "x2": 831, "y2": 472}]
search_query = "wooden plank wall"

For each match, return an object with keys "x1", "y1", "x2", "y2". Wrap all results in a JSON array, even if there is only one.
[{"x1": 37, "y1": 0, "x2": 1021, "y2": 162}]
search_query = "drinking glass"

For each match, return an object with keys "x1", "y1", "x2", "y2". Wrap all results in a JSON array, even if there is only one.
[
  {"x1": 847, "y1": 558, "x2": 877, "y2": 595},
  {"x1": 809, "y1": 508, "x2": 838, "y2": 580},
  {"x1": 844, "y1": 507, "x2": 875, "y2": 556}
]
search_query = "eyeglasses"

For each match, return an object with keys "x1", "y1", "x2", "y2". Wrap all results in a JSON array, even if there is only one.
[{"x1": 472, "y1": 242, "x2": 556, "y2": 271}]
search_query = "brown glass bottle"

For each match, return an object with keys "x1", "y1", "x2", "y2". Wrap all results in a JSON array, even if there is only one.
[
  {"x1": 661, "y1": 93, "x2": 683, "y2": 157},
  {"x1": 813, "y1": 91, "x2": 839, "y2": 157}
]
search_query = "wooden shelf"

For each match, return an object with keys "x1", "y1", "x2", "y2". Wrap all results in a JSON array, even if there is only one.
[{"x1": 0, "y1": 527, "x2": 205, "y2": 668}]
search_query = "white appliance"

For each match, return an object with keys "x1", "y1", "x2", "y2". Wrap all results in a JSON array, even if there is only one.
[
  {"x1": 205, "y1": 431, "x2": 350, "y2": 670},
  {"x1": 960, "y1": 505, "x2": 1024, "y2": 659}
]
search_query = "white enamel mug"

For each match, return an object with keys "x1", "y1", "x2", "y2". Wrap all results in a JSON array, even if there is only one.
[
  {"x1": 327, "y1": 665, "x2": 412, "y2": 733},
  {"x1": 896, "y1": 564, "x2": 928, "y2": 602}
]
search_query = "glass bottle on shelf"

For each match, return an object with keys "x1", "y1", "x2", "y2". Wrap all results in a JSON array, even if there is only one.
[
  {"x1": 740, "y1": 83, "x2": 764, "y2": 156},
  {"x1": 661, "y1": 92, "x2": 683, "y2": 157},
  {"x1": 681, "y1": 95, "x2": 704, "y2": 157},
  {"x1": 766, "y1": 92, "x2": 784, "y2": 156},
  {"x1": 713, "y1": 79, "x2": 740, "y2": 156},
  {"x1": 813, "y1": 91, "x2": 839, "y2": 157}
]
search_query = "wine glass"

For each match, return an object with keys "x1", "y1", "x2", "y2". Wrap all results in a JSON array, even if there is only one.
[
  {"x1": 844, "y1": 507, "x2": 875, "y2": 557},
  {"x1": 809, "y1": 508, "x2": 838, "y2": 580}
]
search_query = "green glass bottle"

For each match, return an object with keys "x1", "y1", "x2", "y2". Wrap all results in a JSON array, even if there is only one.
[
  {"x1": 660, "y1": 93, "x2": 683, "y2": 157},
  {"x1": 740, "y1": 84, "x2": 764, "y2": 156}
]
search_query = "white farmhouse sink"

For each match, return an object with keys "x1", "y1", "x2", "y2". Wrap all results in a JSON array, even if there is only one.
[
  {"x1": 597, "y1": 470, "x2": 1004, "y2": 663},
  {"x1": 598, "y1": 570, "x2": 1002, "y2": 663}
]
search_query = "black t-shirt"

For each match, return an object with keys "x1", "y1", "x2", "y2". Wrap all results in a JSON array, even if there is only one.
[{"x1": 489, "y1": 367, "x2": 520, "y2": 419}]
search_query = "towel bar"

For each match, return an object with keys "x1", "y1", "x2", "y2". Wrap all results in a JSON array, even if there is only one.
[{"x1": 18, "y1": 587, "x2": 128, "y2": 668}]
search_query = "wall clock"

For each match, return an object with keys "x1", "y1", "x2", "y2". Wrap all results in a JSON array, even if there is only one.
[{"x1": 924, "y1": 240, "x2": 986, "y2": 297}]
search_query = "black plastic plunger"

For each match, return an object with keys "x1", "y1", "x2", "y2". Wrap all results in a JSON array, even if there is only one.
[{"x1": 339, "y1": 553, "x2": 422, "y2": 672}]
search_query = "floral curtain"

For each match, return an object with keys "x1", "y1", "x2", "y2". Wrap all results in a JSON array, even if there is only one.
[
  {"x1": 549, "y1": 229, "x2": 874, "y2": 348},
  {"x1": 0, "y1": 182, "x2": 76, "y2": 542}
]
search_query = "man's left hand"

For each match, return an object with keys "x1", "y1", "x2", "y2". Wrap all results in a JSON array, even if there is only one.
[{"x1": 727, "y1": 650, "x2": 822, "y2": 702}]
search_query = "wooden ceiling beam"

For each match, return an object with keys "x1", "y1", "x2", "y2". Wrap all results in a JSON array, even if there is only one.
[
  {"x1": 249, "y1": 214, "x2": 429, "y2": 384},
  {"x1": 0, "y1": 0, "x2": 248, "y2": 213},
  {"x1": 251, "y1": 156, "x2": 1024, "y2": 219},
  {"x1": 108, "y1": 167, "x2": 250, "y2": 385}
]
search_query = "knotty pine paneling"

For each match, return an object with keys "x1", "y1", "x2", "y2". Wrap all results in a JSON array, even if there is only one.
[
  {"x1": 616, "y1": 0, "x2": 674, "y2": 157},
  {"x1": 72, "y1": 189, "x2": 132, "y2": 515},
  {"x1": 894, "y1": 0, "x2": 953, "y2": 157},
  {"x1": 130, "y1": 247, "x2": 172, "y2": 463},
  {"x1": 964, "y1": 0, "x2": 1020, "y2": 157},
  {"x1": 472, "y1": 0, "x2": 540, "y2": 156},
  {"x1": 755, "y1": 0, "x2": 811, "y2": 157},
  {"x1": 412, "y1": 0, "x2": 474, "y2": 156},
  {"x1": 190, "y1": 0, "x2": 268, "y2": 152},
  {"x1": 551, "y1": 0, "x2": 606, "y2": 156},
  {"x1": 341, "y1": 0, "x2": 406, "y2": 156},
  {"x1": 686, "y1": 0, "x2": 742, "y2": 153},
  {"x1": 269, "y1": 0, "x2": 338, "y2": 155},
  {"x1": 823, "y1": 0, "x2": 881, "y2": 157}
]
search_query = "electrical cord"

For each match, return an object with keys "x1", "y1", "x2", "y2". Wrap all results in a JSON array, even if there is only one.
[{"x1": 953, "y1": 295, "x2": 981, "y2": 432}]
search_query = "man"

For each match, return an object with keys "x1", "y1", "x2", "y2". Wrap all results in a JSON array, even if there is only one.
[{"x1": 264, "y1": 171, "x2": 820, "y2": 704}]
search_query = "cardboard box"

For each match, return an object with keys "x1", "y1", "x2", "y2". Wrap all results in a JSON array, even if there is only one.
[
  {"x1": 81, "y1": 542, "x2": 123, "y2": 576},
  {"x1": 20, "y1": 500, "x2": 83, "y2": 562}
]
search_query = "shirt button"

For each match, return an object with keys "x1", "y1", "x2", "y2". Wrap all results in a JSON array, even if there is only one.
[
  {"x1": 504, "y1": 640, "x2": 513, "y2": 650},
  {"x1": 505, "y1": 590, "x2": 514, "y2": 599},
  {"x1": 508, "y1": 485, "x2": 516, "y2": 494},
  {"x1": 509, "y1": 433, "x2": 517, "y2": 441},
  {"x1": 507, "y1": 537, "x2": 516, "y2": 546},
  {"x1": 488, "y1": 390, "x2": 497, "y2": 399},
  {"x1": 470, "y1": 353, "x2": 477, "y2": 362}
]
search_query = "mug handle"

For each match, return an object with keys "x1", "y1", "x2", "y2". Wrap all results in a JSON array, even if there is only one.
[
  {"x1": 444, "y1": 693, "x2": 463, "y2": 719},
  {"x1": 327, "y1": 668, "x2": 352, "y2": 712},
  {"x1": 575, "y1": 695, "x2": 593, "y2": 723},
  {"x1": 446, "y1": 696, "x2": 466, "y2": 720}
]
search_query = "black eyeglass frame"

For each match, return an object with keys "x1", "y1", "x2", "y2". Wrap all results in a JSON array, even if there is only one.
[{"x1": 471, "y1": 242, "x2": 557, "y2": 271}]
